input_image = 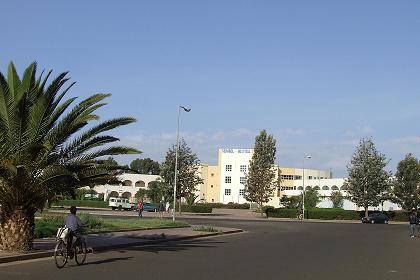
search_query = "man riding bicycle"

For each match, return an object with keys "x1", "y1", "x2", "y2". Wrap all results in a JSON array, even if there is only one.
[{"x1": 64, "y1": 206, "x2": 83, "y2": 258}]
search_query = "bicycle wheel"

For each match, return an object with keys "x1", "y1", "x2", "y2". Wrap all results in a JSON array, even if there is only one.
[
  {"x1": 74, "y1": 239, "x2": 87, "y2": 265},
  {"x1": 54, "y1": 240, "x2": 68, "y2": 269}
]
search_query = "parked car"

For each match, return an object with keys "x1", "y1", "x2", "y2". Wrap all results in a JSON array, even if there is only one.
[
  {"x1": 109, "y1": 198, "x2": 134, "y2": 211},
  {"x1": 361, "y1": 213, "x2": 389, "y2": 224},
  {"x1": 143, "y1": 203, "x2": 159, "y2": 212}
]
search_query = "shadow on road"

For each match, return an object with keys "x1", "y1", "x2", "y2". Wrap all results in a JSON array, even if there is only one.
[
  {"x1": 84, "y1": 256, "x2": 134, "y2": 266},
  {"x1": 113, "y1": 238, "x2": 224, "y2": 255}
]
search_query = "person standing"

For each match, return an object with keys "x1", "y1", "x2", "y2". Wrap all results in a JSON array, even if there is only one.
[
  {"x1": 165, "y1": 201, "x2": 170, "y2": 213},
  {"x1": 158, "y1": 201, "x2": 165, "y2": 219},
  {"x1": 409, "y1": 209, "x2": 417, "y2": 238},
  {"x1": 137, "y1": 200, "x2": 144, "y2": 218}
]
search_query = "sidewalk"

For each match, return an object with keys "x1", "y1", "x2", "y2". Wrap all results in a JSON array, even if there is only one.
[{"x1": 0, "y1": 226, "x2": 243, "y2": 264}]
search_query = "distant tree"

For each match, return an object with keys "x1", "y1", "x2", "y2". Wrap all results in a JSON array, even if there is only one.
[
  {"x1": 392, "y1": 154, "x2": 420, "y2": 211},
  {"x1": 280, "y1": 195, "x2": 300, "y2": 209},
  {"x1": 103, "y1": 157, "x2": 119, "y2": 166},
  {"x1": 145, "y1": 180, "x2": 170, "y2": 203},
  {"x1": 330, "y1": 191, "x2": 344, "y2": 208},
  {"x1": 303, "y1": 187, "x2": 321, "y2": 209},
  {"x1": 244, "y1": 130, "x2": 277, "y2": 214},
  {"x1": 346, "y1": 138, "x2": 391, "y2": 217},
  {"x1": 160, "y1": 139, "x2": 203, "y2": 212},
  {"x1": 130, "y1": 158, "x2": 160, "y2": 175},
  {"x1": 135, "y1": 188, "x2": 146, "y2": 202}
]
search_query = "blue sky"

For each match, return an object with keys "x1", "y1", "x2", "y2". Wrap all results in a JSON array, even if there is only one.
[{"x1": 1, "y1": 1, "x2": 419, "y2": 176}]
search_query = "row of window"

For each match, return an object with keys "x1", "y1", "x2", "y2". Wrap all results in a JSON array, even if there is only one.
[
  {"x1": 279, "y1": 185, "x2": 347, "y2": 191},
  {"x1": 225, "y1": 176, "x2": 246, "y2": 184},
  {"x1": 280, "y1": 175, "x2": 327, "y2": 180},
  {"x1": 224, "y1": 189, "x2": 245, "y2": 196},
  {"x1": 225, "y1": 165, "x2": 248, "y2": 173}
]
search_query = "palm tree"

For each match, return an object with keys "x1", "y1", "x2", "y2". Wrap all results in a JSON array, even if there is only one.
[{"x1": 0, "y1": 62, "x2": 140, "y2": 252}]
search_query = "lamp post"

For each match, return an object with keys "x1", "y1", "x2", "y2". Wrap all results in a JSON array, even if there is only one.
[
  {"x1": 302, "y1": 155, "x2": 311, "y2": 220},
  {"x1": 172, "y1": 106, "x2": 191, "y2": 221}
]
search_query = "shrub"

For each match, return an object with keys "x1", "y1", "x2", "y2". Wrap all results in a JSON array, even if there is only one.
[
  {"x1": 265, "y1": 208, "x2": 299, "y2": 218},
  {"x1": 79, "y1": 213, "x2": 104, "y2": 230},
  {"x1": 34, "y1": 215, "x2": 64, "y2": 238},
  {"x1": 198, "y1": 203, "x2": 250, "y2": 209},
  {"x1": 306, "y1": 208, "x2": 359, "y2": 220},
  {"x1": 177, "y1": 205, "x2": 213, "y2": 213}
]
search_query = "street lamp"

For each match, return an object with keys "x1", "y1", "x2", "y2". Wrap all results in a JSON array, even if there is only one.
[
  {"x1": 173, "y1": 106, "x2": 191, "y2": 221},
  {"x1": 302, "y1": 155, "x2": 311, "y2": 220}
]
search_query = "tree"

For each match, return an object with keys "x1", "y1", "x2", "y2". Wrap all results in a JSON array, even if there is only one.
[
  {"x1": 330, "y1": 191, "x2": 344, "y2": 209},
  {"x1": 392, "y1": 154, "x2": 420, "y2": 211},
  {"x1": 346, "y1": 138, "x2": 391, "y2": 217},
  {"x1": 244, "y1": 130, "x2": 277, "y2": 214},
  {"x1": 280, "y1": 195, "x2": 300, "y2": 208},
  {"x1": 145, "y1": 180, "x2": 170, "y2": 203},
  {"x1": 104, "y1": 157, "x2": 119, "y2": 166},
  {"x1": 160, "y1": 139, "x2": 203, "y2": 212},
  {"x1": 0, "y1": 62, "x2": 139, "y2": 252},
  {"x1": 134, "y1": 188, "x2": 146, "y2": 202},
  {"x1": 304, "y1": 188, "x2": 321, "y2": 209},
  {"x1": 130, "y1": 158, "x2": 160, "y2": 175}
]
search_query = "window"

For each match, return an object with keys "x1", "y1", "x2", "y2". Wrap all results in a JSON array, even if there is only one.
[
  {"x1": 281, "y1": 175, "x2": 294, "y2": 180},
  {"x1": 294, "y1": 175, "x2": 302, "y2": 180},
  {"x1": 308, "y1": 176, "x2": 313, "y2": 179},
  {"x1": 322, "y1": 185, "x2": 329, "y2": 190},
  {"x1": 211, "y1": 199, "x2": 214, "y2": 202},
  {"x1": 239, "y1": 189, "x2": 245, "y2": 196},
  {"x1": 240, "y1": 165, "x2": 247, "y2": 172},
  {"x1": 225, "y1": 176, "x2": 232, "y2": 184},
  {"x1": 280, "y1": 186, "x2": 294, "y2": 191},
  {"x1": 225, "y1": 189, "x2": 231, "y2": 196},
  {"x1": 240, "y1": 177, "x2": 246, "y2": 184},
  {"x1": 313, "y1": 186, "x2": 320, "y2": 190},
  {"x1": 226, "y1": 165, "x2": 232, "y2": 172},
  {"x1": 211, "y1": 173, "x2": 214, "y2": 177},
  {"x1": 297, "y1": 186, "x2": 303, "y2": 190},
  {"x1": 331, "y1": 185, "x2": 339, "y2": 190},
  {"x1": 211, "y1": 185, "x2": 213, "y2": 188}
]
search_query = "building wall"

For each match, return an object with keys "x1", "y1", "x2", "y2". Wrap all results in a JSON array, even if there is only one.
[
  {"x1": 219, "y1": 148, "x2": 253, "y2": 204},
  {"x1": 197, "y1": 164, "x2": 221, "y2": 203}
]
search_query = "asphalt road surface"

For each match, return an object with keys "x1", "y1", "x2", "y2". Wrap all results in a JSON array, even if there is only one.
[{"x1": 1, "y1": 219, "x2": 418, "y2": 280}]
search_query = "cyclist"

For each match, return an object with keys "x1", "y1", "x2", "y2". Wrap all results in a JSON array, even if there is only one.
[{"x1": 64, "y1": 206, "x2": 83, "y2": 258}]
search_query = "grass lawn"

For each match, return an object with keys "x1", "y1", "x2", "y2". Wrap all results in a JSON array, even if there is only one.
[{"x1": 35, "y1": 213, "x2": 188, "y2": 238}]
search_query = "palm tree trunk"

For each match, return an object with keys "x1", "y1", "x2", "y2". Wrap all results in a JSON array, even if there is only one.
[
  {"x1": 364, "y1": 206, "x2": 369, "y2": 218},
  {"x1": 0, "y1": 208, "x2": 34, "y2": 252}
]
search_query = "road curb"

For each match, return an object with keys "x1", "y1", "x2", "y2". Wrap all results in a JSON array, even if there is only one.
[{"x1": 0, "y1": 229, "x2": 243, "y2": 264}]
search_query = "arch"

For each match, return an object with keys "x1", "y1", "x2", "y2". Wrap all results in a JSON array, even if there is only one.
[
  {"x1": 331, "y1": 185, "x2": 339, "y2": 190},
  {"x1": 121, "y1": 192, "x2": 132, "y2": 199},
  {"x1": 123, "y1": 180, "x2": 133, "y2": 186},
  {"x1": 135, "y1": 181, "x2": 146, "y2": 188},
  {"x1": 305, "y1": 186, "x2": 311, "y2": 191},
  {"x1": 313, "y1": 186, "x2": 320, "y2": 190},
  {"x1": 147, "y1": 181, "x2": 158, "y2": 188},
  {"x1": 322, "y1": 186, "x2": 329, "y2": 190},
  {"x1": 340, "y1": 185, "x2": 347, "y2": 190},
  {"x1": 109, "y1": 191, "x2": 119, "y2": 198},
  {"x1": 297, "y1": 186, "x2": 303, "y2": 190}
]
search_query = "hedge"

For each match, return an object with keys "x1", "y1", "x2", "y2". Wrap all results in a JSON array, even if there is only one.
[
  {"x1": 177, "y1": 205, "x2": 213, "y2": 213},
  {"x1": 51, "y1": 200, "x2": 108, "y2": 208},
  {"x1": 265, "y1": 207, "x2": 411, "y2": 221},
  {"x1": 199, "y1": 203, "x2": 250, "y2": 209}
]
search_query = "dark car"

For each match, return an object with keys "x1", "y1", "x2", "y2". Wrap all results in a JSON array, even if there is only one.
[
  {"x1": 142, "y1": 203, "x2": 159, "y2": 212},
  {"x1": 361, "y1": 213, "x2": 389, "y2": 224}
]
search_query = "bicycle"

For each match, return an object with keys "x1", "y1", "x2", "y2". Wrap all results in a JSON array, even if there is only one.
[{"x1": 54, "y1": 227, "x2": 87, "y2": 268}]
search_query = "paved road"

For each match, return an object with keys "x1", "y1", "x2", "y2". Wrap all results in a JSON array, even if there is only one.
[{"x1": 1, "y1": 219, "x2": 418, "y2": 280}]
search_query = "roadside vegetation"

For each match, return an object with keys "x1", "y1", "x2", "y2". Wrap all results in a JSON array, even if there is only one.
[{"x1": 34, "y1": 213, "x2": 188, "y2": 238}]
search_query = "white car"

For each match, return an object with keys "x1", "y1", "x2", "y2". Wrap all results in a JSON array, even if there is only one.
[{"x1": 108, "y1": 198, "x2": 134, "y2": 211}]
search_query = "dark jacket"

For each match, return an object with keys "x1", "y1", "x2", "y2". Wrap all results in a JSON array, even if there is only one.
[{"x1": 409, "y1": 213, "x2": 417, "y2": 224}]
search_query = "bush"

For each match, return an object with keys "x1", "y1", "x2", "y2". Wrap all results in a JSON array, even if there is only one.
[
  {"x1": 306, "y1": 208, "x2": 359, "y2": 220},
  {"x1": 34, "y1": 215, "x2": 64, "y2": 238},
  {"x1": 265, "y1": 208, "x2": 299, "y2": 218},
  {"x1": 265, "y1": 208, "x2": 360, "y2": 220},
  {"x1": 198, "y1": 203, "x2": 250, "y2": 209},
  {"x1": 79, "y1": 213, "x2": 104, "y2": 230},
  {"x1": 177, "y1": 205, "x2": 213, "y2": 213},
  {"x1": 51, "y1": 200, "x2": 108, "y2": 208}
]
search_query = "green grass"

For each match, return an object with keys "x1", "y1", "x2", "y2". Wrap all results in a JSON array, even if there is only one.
[
  {"x1": 34, "y1": 213, "x2": 188, "y2": 238},
  {"x1": 192, "y1": 225, "x2": 220, "y2": 233}
]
